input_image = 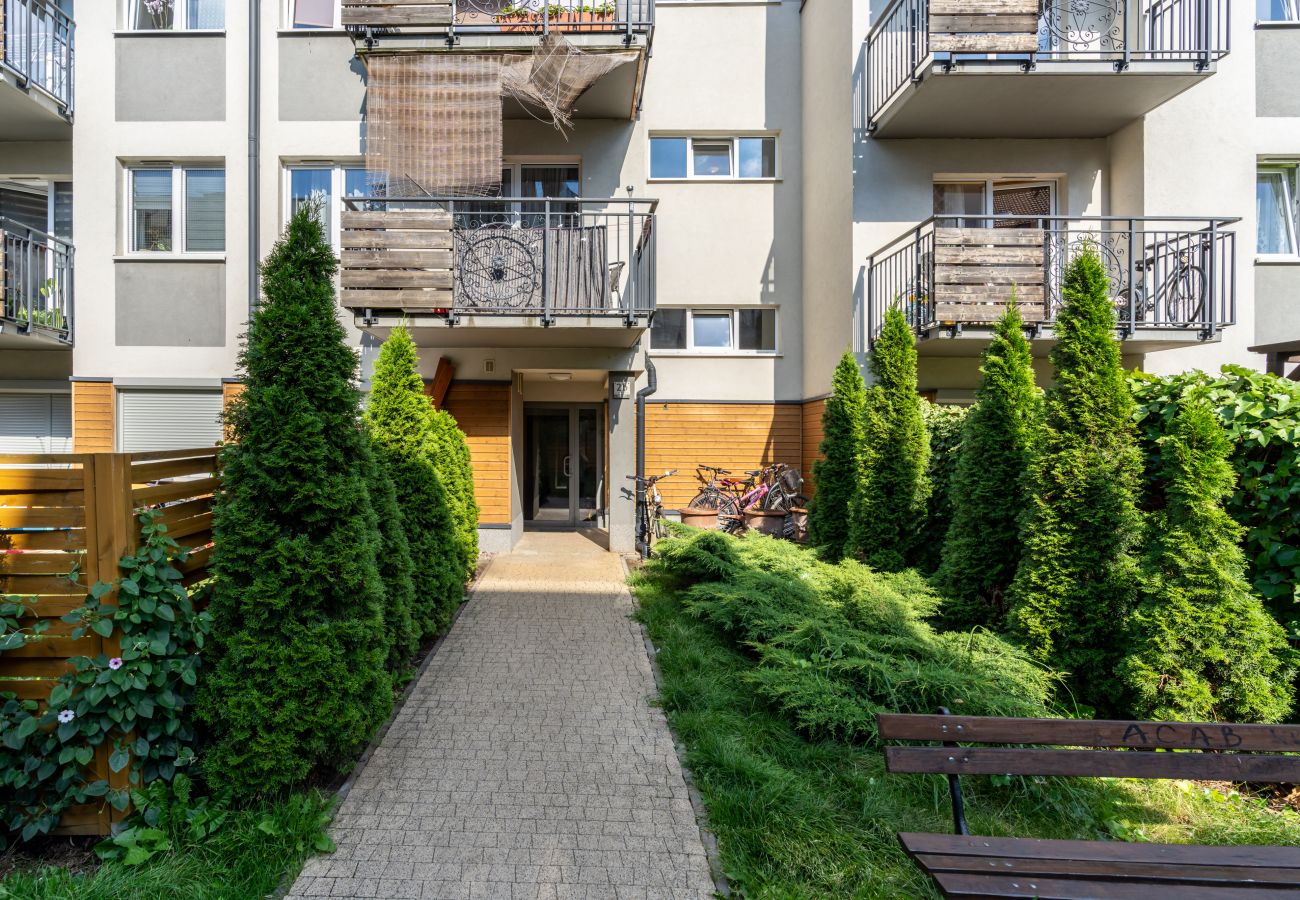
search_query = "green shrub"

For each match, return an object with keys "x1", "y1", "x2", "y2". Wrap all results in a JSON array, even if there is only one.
[
  {"x1": 200, "y1": 206, "x2": 391, "y2": 799},
  {"x1": 849, "y1": 307, "x2": 931, "y2": 570},
  {"x1": 1009, "y1": 248, "x2": 1143, "y2": 714},
  {"x1": 1121, "y1": 401, "x2": 1296, "y2": 722},
  {"x1": 915, "y1": 400, "x2": 969, "y2": 574},
  {"x1": 362, "y1": 441, "x2": 419, "y2": 671},
  {"x1": 939, "y1": 306, "x2": 1042, "y2": 628},
  {"x1": 653, "y1": 527, "x2": 1058, "y2": 743},
  {"x1": 426, "y1": 406, "x2": 480, "y2": 580},
  {"x1": 808, "y1": 351, "x2": 867, "y2": 560},
  {"x1": 1131, "y1": 366, "x2": 1300, "y2": 633},
  {"x1": 365, "y1": 326, "x2": 464, "y2": 637}
]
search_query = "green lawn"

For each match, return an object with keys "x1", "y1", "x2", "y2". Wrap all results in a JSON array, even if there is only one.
[
  {"x1": 633, "y1": 567, "x2": 1300, "y2": 899},
  {"x1": 0, "y1": 792, "x2": 333, "y2": 900}
]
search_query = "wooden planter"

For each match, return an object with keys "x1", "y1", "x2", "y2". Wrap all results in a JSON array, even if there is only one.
[
  {"x1": 678, "y1": 508, "x2": 720, "y2": 530},
  {"x1": 789, "y1": 507, "x2": 809, "y2": 544},
  {"x1": 743, "y1": 508, "x2": 786, "y2": 538},
  {"x1": 498, "y1": 11, "x2": 618, "y2": 31}
]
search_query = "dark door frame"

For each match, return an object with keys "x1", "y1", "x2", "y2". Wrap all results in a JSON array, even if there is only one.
[{"x1": 523, "y1": 402, "x2": 605, "y2": 529}]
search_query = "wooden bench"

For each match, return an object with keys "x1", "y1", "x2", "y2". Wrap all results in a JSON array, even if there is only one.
[{"x1": 879, "y1": 710, "x2": 1300, "y2": 898}]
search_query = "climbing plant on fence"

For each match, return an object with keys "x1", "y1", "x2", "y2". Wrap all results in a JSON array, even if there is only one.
[
  {"x1": 1, "y1": 510, "x2": 210, "y2": 847},
  {"x1": 1130, "y1": 366, "x2": 1300, "y2": 634}
]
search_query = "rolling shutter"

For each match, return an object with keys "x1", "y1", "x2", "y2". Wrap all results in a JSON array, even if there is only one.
[
  {"x1": 0, "y1": 392, "x2": 72, "y2": 453},
  {"x1": 118, "y1": 389, "x2": 223, "y2": 453}
]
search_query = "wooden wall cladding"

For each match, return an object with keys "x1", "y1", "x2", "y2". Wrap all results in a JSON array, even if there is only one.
[
  {"x1": 72, "y1": 382, "x2": 113, "y2": 453},
  {"x1": 341, "y1": 0, "x2": 453, "y2": 28},
  {"x1": 436, "y1": 383, "x2": 512, "y2": 525},
  {"x1": 801, "y1": 398, "x2": 826, "y2": 499}
]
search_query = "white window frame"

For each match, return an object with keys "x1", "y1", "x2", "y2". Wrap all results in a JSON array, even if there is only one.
[
  {"x1": 648, "y1": 135, "x2": 780, "y2": 183},
  {"x1": 283, "y1": 162, "x2": 368, "y2": 250},
  {"x1": 932, "y1": 177, "x2": 1060, "y2": 219},
  {"x1": 1258, "y1": 0, "x2": 1300, "y2": 22},
  {"x1": 648, "y1": 307, "x2": 780, "y2": 356},
  {"x1": 127, "y1": 0, "x2": 226, "y2": 31},
  {"x1": 283, "y1": 0, "x2": 342, "y2": 30},
  {"x1": 125, "y1": 163, "x2": 226, "y2": 257},
  {"x1": 1257, "y1": 164, "x2": 1300, "y2": 258}
]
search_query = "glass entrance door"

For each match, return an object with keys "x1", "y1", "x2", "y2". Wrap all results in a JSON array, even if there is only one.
[{"x1": 524, "y1": 405, "x2": 603, "y2": 527}]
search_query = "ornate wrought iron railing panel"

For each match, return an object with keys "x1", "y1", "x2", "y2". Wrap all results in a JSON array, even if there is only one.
[
  {"x1": 2, "y1": 0, "x2": 74, "y2": 114},
  {"x1": 1, "y1": 217, "x2": 74, "y2": 344},
  {"x1": 865, "y1": 215, "x2": 1238, "y2": 346},
  {"x1": 451, "y1": 0, "x2": 654, "y2": 34}
]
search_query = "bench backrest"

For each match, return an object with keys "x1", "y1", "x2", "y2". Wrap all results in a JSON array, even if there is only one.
[{"x1": 878, "y1": 714, "x2": 1300, "y2": 784}]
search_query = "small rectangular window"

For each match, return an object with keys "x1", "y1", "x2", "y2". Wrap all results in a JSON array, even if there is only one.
[
  {"x1": 650, "y1": 308, "x2": 687, "y2": 350},
  {"x1": 133, "y1": 0, "x2": 225, "y2": 30},
  {"x1": 132, "y1": 169, "x2": 173, "y2": 252},
  {"x1": 692, "y1": 142, "x2": 732, "y2": 178},
  {"x1": 1257, "y1": 167, "x2": 1299, "y2": 256},
  {"x1": 291, "y1": 167, "x2": 334, "y2": 234},
  {"x1": 1258, "y1": 0, "x2": 1300, "y2": 20},
  {"x1": 737, "y1": 138, "x2": 776, "y2": 179},
  {"x1": 292, "y1": 0, "x2": 337, "y2": 28},
  {"x1": 691, "y1": 311, "x2": 733, "y2": 349},
  {"x1": 184, "y1": 169, "x2": 226, "y2": 252},
  {"x1": 649, "y1": 138, "x2": 688, "y2": 180},
  {"x1": 738, "y1": 308, "x2": 776, "y2": 351}
]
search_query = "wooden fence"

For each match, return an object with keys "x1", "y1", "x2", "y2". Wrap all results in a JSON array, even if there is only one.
[{"x1": 0, "y1": 448, "x2": 219, "y2": 835}]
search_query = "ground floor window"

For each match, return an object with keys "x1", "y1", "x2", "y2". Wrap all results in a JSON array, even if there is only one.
[
  {"x1": 0, "y1": 392, "x2": 71, "y2": 453},
  {"x1": 1258, "y1": 165, "x2": 1299, "y2": 256},
  {"x1": 650, "y1": 307, "x2": 778, "y2": 354},
  {"x1": 117, "y1": 389, "x2": 223, "y2": 453}
]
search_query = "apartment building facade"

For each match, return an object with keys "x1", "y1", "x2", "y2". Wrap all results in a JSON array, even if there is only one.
[{"x1": 1, "y1": 0, "x2": 1296, "y2": 554}]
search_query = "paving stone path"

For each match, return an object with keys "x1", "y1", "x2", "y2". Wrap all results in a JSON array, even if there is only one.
[{"x1": 286, "y1": 532, "x2": 717, "y2": 900}]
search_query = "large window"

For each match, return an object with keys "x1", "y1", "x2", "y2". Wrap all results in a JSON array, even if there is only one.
[
  {"x1": 131, "y1": 0, "x2": 225, "y2": 30},
  {"x1": 1258, "y1": 165, "x2": 1299, "y2": 256},
  {"x1": 288, "y1": 0, "x2": 340, "y2": 28},
  {"x1": 1258, "y1": 0, "x2": 1300, "y2": 20},
  {"x1": 649, "y1": 136, "x2": 778, "y2": 181},
  {"x1": 128, "y1": 165, "x2": 226, "y2": 254},
  {"x1": 287, "y1": 164, "x2": 375, "y2": 248},
  {"x1": 650, "y1": 308, "x2": 778, "y2": 354}
]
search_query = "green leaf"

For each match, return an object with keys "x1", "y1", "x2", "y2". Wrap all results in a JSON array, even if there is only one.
[
  {"x1": 92, "y1": 618, "x2": 114, "y2": 639},
  {"x1": 16, "y1": 716, "x2": 39, "y2": 740},
  {"x1": 313, "y1": 833, "x2": 337, "y2": 853},
  {"x1": 108, "y1": 747, "x2": 130, "y2": 773}
]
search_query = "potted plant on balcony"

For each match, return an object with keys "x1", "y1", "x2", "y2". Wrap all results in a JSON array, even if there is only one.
[
  {"x1": 141, "y1": 0, "x2": 175, "y2": 29},
  {"x1": 496, "y1": 1, "x2": 619, "y2": 31}
]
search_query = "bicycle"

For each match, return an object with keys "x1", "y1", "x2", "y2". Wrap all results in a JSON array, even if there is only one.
[
  {"x1": 629, "y1": 469, "x2": 677, "y2": 552},
  {"x1": 687, "y1": 464, "x2": 748, "y2": 533},
  {"x1": 756, "y1": 463, "x2": 808, "y2": 514},
  {"x1": 1114, "y1": 241, "x2": 1207, "y2": 327}
]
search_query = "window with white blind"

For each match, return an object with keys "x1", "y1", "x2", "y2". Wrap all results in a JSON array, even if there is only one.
[
  {"x1": 117, "y1": 389, "x2": 224, "y2": 453},
  {"x1": 0, "y1": 393, "x2": 72, "y2": 454},
  {"x1": 131, "y1": 0, "x2": 226, "y2": 30},
  {"x1": 128, "y1": 165, "x2": 226, "y2": 254}
]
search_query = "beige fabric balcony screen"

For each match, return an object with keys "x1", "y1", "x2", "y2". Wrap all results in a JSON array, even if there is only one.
[
  {"x1": 501, "y1": 34, "x2": 639, "y2": 131},
  {"x1": 365, "y1": 54, "x2": 505, "y2": 197}
]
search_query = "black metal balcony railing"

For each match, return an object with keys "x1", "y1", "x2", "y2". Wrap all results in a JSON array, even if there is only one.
[
  {"x1": 340, "y1": 196, "x2": 656, "y2": 325},
  {"x1": 866, "y1": 0, "x2": 1230, "y2": 130},
  {"x1": 2, "y1": 0, "x2": 74, "y2": 114},
  {"x1": 865, "y1": 215, "x2": 1238, "y2": 346},
  {"x1": 341, "y1": 0, "x2": 654, "y2": 39},
  {"x1": 1, "y1": 218, "x2": 73, "y2": 343}
]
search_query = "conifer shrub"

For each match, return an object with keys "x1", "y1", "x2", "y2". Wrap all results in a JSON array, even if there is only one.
[
  {"x1": 939, "y1": 306, "x2": 1042, "y2": 628},
  {"x1": 363, "y1": 441, "x2": 419, "y2": 671},
  {"x1": 365, "y1": 326, "x2": 464, "y2": 637},
  {"x1": 200, "y1": 206, "x2": 392, "y2": 798},
  {"x1": 1009, "y1": 248, "x2": 1143, "y2": 714},
  {"x1": 652, "y1": 527, "x2": 1057, "y2": 743},
  {"x1": 1121, "y1": 401, "x2": 1296, "y2": 722},
  {"x1": 849, "y1": 307, "x2": 930, "y2": 571},
  {"x1": 808, "y1": 352, "x2": 867, "y2": 561},
  {"x1": 426, "y1": 406, "x2": 480, "y2": 580},
  {"x1": 914, "y1": 401, "x2": 969, "y2": 574}
]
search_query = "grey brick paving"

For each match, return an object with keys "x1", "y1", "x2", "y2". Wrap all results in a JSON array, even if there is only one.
[{"x1": 287, "y1": 533, "x2": 716, "y2": 900}]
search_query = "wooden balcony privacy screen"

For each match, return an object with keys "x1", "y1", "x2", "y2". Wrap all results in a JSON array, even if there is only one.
[{"x1": 0, "y1": 448, "x2": 219, "y2": 835}]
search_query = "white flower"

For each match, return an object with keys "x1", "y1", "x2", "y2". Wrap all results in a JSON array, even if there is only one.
[{"x1": 57, "y1": 709, "x2": 75, "y2": 724}]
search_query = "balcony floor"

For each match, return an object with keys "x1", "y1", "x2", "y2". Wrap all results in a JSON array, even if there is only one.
[
  {"x1": 872, "y1": 61, "x2": 1212, "y2": 138},
  {"x1": 359, "y1": 314, "x2": 647, "y2": 349},
  {"x1": 914, "y1": 323, "x2": 1222, "y2": 357},
  {"x1": 0, "y1": 70, "x2": 70, "y2": 141}
]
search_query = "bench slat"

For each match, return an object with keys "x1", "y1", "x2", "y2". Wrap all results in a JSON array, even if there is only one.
[
  {"x1": 877, "y1": 714, "x2": 1300, "y2": 752},
  {"x1": 885, "y1": 746, "x2": 1300, "y2": 782},
  {"x1": 916, "y1": 852, "x2": 1300, "y2": 884},
  {"x1": 899, "y1": 833, "x2": 1300, "y2": 868},
  {"x1": 932, "y1": 871, "x2": 1300, "y2": 898}
]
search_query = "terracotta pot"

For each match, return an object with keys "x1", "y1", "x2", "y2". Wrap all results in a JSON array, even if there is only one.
[
  {"x1": 743, "y1": 508, "x2": 786, "y2": 537},
  {"x1": 678, "y1": 508, "x2": 720, "y2": 530},
  {"x1": 789, "y1": 507, "x2": 809, "y2": 543}
]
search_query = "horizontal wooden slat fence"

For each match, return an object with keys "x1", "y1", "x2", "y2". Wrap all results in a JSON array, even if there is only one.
[{"x1": 0, "y1": 448, "x2": 219, "y2": 835}]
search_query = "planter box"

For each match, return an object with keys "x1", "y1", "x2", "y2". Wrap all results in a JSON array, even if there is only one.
[
  {"x1": 678, "y1": 508, "x2": 720, "y2": 530},
  {"x1": 743, "y1": 508, "x2": 786, "y2": 538},
  {"x1": 497, "y1": 11, "x2": 618, "y2": 31}
]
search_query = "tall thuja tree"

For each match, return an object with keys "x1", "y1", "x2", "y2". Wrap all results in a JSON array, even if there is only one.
[
  {"x1": 365, "y1": 326, "x2": 464, "y2": 637},
  {"x1": 939, "y1": 306, "x2": 1042, "y2": 629},
  {"x1": 363, "y1": 441, "x2": 419, "y2": 671},
  {"x1": 808, "y1": 352, "x2": 867, "y2": 561},
  {"x1": 200, "y1": 206, "x2": 391, "y2": 798},
  {"x1": 1121, "y1": 401, "x2": 1295, "y2": 723},
  {"x1": 1009, "y1": 248, "x2": 1142, "y2": 712},
  {"x1": 426, "y1": 407, "x2": 480, "y2": 580},
  {"x1": 849, "y1": 307, "x2": 930, "y2": 571}
]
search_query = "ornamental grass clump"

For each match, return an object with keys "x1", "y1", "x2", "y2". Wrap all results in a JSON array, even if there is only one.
[
  {"x1": 1121, "y1": 401, "x2": 1296, "y2": 723},
  {"x1": 365, "y1": 325, "x2": 465, "y2": 637},
  {"x1": 652, "y1": 527, "x2": 1057, "y2": 744},
  {"x1": 1008, "y1": 249, "x2": 1143, "y2": 716},
  {"x1": 200, "y1": 206, "x2": 392, "y2": 798}
]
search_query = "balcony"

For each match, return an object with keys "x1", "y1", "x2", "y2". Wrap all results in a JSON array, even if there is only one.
[
  {"x1": 0, "y1": 218, "x2": 73, "y2": 347},
  {"x1": 0, "y1": 0, "x2": 73, "y2": 139},
  {"x1": 865, "y1": 215, "x2": 1238, "y2": 356},
  {"x1": 865, "y1": 0, "x2": 1228, "y2": 138},
  {"x1": 340, "y1": 196, "x2": 656, "y2": 347}
]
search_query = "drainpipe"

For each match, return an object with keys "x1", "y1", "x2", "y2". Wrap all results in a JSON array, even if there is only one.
[
  {"x1": 247, "y1": 0, "x2": 261, "y2": 321},
  {"x1": 634, "y1": 357, "x2": 658, "y2": 558}
]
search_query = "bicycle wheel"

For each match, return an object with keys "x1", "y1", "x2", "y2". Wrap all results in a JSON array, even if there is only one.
[
  {"x1": 1164, "y1": 265, "x2": 1206, "y2": 326},
  {"x1": 687, "y1": 489, "x2": 723, "y2": 510},
  {"x1": 716, "y1": 493, "x2": 744, "y2": 533}
]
